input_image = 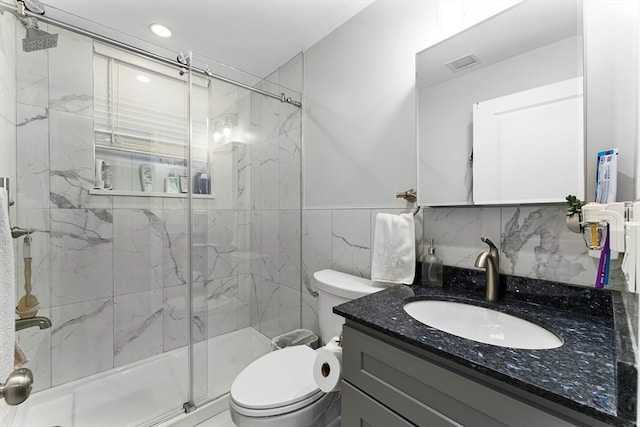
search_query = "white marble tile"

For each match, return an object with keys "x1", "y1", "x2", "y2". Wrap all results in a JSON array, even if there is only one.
[
  {"x1": 301, "y1": 290, "x2": 319, "y2": 339},
  {"x1": 250, "y1": 137, "x2": 280, "y2": 210},
  {"x1": 0, "y1": 13, "x2": 17, "y2": 199},
  {"x1": 249, "y1": 275, "x2": 281, "y2": 339},
  {"x1": 112, "y1": 195, "x2": 164, "y2": 210},
  {"x1": 48, "y1": 28, "x2": 93, "y2": 116},
  {"x1": 236, "y1": 139, "x2": 251, "y2": 210},
  {"x1": 113, "y1": 290, "x2": 163, "y2": 367},
  {"x1": 237, "y1": 273, "x2": 251, "y2": 329},
  {"x1": 14, "y1": 208, "x2": 50, "y2": 309},
  {"x1": 331, "y1": 209, "x2": 371, "y2": 278},
  {"x1": 250, "y1": 210, "x2": 280, "y2": 284},
  {"x1": 205, "y1": 276, "x2": 239, "y2": 338},
  {"x1": 279, "y1": 210, "x2": 301, "y2": 291},
  {"x1": 49, "y1": 110, "x2": 112, "y2": 209},
  {"x1": 113, "y1": 209, "x2": 164, "y2": 296},
  {"x1": 162, "y1": 209, "x2": 188, "y2": 288},
  {"x1": 279, "y1": 102, "x2": 301, "y2": 211},
  {"x1": 50, "y1": 298, "x2": 114, "y2": 386},
  {"x1": 16, "y1": 307, "x2": 51, "y2": 392},
  {"x1": 302, "y1": 210, "x2": 332, "y2": 296},
  {"x1": 16, "y1": 104, "x2": 50, "y2": 208},
  {"x1": 16, "y1": 24, "x2": 48, "y2": 108},
  {"x1": 49, "y1": 208, "x2": 113, "y2": 306},
  {"x1": 501, "y1": 206, "x2": 595, "y2": 286},
  {"x1": 279, "y1": 285, "x2": 301, "y2": 336},
  {"x1": 204, "y1": 210, "x2": 238, "y2": 281},
  {"x1": 423, "y1": 206, "x2": 501, "y2": 270},
  {"x1": 163, "y1": 285, "x2": 188, "y2": 351},
  {"x1": 235, "y1": 210, "x2": 252, "y2": 275}
]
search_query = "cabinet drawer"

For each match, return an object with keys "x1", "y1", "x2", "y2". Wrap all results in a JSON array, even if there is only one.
[
  {"x1": 342, "y1": 324, "x2": 577, "y2": 427},
  {"x1": 342, "y1": 381, "x2": 417, "y2": 427}
]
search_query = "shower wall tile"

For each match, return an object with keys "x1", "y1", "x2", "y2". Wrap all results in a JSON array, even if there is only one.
[
  {"x1": 279, "y1": 285, "x2": 301, "y2": 337},
  {"x1": 162, "y1": 209, "x2": 188, "y2": 288},
  {"x1": 50, "y1": 298, "x2": 113, "y2": 386},
  {"x1": 501, "y1": 206, "x2": 595, "y2": 286},
  {"x1": 205, "y1": 276, "x2": 239, "y2": 339},
  {"x1": 279, "y1": 107, "x2": 301, "y2": 210},
  {"x1": 236, "y1": 209, "x2": 252, "y2": 275},
  {"x1": 249, "y1": 275, "x2": 280, "y2": 339},
  {"x1": 15, "y1": 208, "x2": 51, "y2": 309},
  {"x1": 113, "y1": 209, "x2": 164, "y2": 296},
  {"x1": 163, "y1": 280, "x2": 207, "y2": 352},
  {"x1": 112, "y1": 195, "x2": 163, "y2": 210},
  {"x1": 250, "y1": 210, "x2": 280, "y2": 284},
  {"x1": 331, "y1": 209, "x2": 371, "y2": 278},
  {"x1": 301, "y1": 291, "x2": 320, "y2": 340},
  {"x1": 113, "y1": 290, "x2": 163, "y2": 367},
  {"x1": 237, "y1": 273, "x2": 251, "y2": 329},
  {"x1": 302, "y1": 210, "x2": 332, "y2": 294},
  {"x1": 16, "y1": 25, "x2": 48, "y2": 108},
  {"x1": 49, "y1": 208, "x2": 113, "y2": 306},
  {"x1": 250, "y1": 137, "x2": 280, "y2": 210},
  {"x1": 279, "y1": 209, "x2": 301, "y2": 291},
  {"x1": 48, "y1": 28, "x2": 93, "y2": 116},
  {"x1": 0, "y1": 12, "x2": 16, "y2": 208},
  {"x1": 16, "y1": 307, "x2": 51, "y2": 392},
  {"x1": 204, "y1": 209, "x2": 238, "y2": 281},
  {"x1": 422, "y1": 206, "x2": 501, "y2": 270},
  {"x1": 49, "y1": 110, "x2": 112, "y2": 209},
  {"x1": 16, "y1": 104, "x2": 49, "y2": 209}
]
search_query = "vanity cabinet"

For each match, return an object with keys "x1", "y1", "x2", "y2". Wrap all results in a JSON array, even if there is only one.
[{"x1": 341, "y1": 323, "x2": 611, "y2": 427}]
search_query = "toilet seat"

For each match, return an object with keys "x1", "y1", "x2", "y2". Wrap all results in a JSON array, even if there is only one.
[{"x1": 230, "y1": 345, "x2": 324, "y2": 417}]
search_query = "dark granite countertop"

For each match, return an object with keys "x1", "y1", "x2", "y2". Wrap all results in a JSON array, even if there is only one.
[{"x1": 334, "y1": 267, "x2": 636, "y2": 426}]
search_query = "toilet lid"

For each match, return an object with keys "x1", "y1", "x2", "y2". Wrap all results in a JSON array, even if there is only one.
[{"x1": 230, "y1": 345, "x2": 322, "y2": 410}]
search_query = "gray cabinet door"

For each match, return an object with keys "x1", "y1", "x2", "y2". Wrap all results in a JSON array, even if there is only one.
[{"x1": 342, "y1": 381, "x2": 417, "y2": 427}]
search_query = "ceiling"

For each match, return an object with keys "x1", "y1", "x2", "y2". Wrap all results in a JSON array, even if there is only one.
[{"x1": 40, "y1": 0, "x2": 374, "y2": 80}]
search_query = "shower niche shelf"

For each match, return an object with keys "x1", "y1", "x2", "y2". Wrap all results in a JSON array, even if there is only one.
[{"x1": 89, "y1": 189, "x2": 215, "y2": 199}]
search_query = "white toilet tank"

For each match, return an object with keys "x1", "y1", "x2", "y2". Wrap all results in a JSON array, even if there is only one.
[{"x1": 313, "y1": 269, "x2": 389, "y2": 344}]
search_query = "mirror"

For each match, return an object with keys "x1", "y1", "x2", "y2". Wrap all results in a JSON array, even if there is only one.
[{"x1": 417, "y1": 0, "x2": 584, "y2": 206}]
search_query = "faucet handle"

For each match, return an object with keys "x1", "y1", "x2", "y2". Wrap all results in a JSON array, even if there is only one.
[{"x1": 480, "y1": 237, "x2": 499, "y2": 255}]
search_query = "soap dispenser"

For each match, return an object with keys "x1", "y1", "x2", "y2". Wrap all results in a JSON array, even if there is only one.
[{"x1": 421, "y1": 238, "x2": 443, "y2": 288}]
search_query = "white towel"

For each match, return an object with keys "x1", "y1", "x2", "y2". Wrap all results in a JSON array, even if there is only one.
[
  {"x1": 371, "y1": 213, "x2": 416, "y2": 284},
  {"x1": 0, "y1": 188, "x2": 15, "y2": 384}
]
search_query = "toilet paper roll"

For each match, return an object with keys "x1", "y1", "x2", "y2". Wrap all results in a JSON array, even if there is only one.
[{"x1": 313, "y1": 337, "x2": 343, "y2": 393}]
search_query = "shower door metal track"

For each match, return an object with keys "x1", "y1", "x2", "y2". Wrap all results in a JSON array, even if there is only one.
[{"x1": 0, "y1": 2, "x2": 302, "y2": 107}]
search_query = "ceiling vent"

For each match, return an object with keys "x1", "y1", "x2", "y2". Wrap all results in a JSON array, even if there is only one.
[{"x1": 445, "y1": 53, "x2": 481, "y2": 72}]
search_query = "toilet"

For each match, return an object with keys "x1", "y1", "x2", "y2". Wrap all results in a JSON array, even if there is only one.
[{"x1": 229, "y1": 269, "x2": 388, "y2": 427}]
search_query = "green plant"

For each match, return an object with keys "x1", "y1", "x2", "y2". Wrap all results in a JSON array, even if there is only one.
[{"x1": 565, "y1": 194, "x2": 584, "y2": 217}]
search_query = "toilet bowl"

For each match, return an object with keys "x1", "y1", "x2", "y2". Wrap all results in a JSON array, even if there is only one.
[{"x1": 229, "y1": 269, "x2": 387, "y2": 426}]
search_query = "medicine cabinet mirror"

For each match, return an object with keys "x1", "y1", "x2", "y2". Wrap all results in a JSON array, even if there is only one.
[{"x1": 416, "y1": 0, "x2": 585, "y2": 206}]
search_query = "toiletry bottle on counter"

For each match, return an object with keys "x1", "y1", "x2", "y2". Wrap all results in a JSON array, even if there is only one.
[
  {"x1": 421, "y1": 238, "x2": 443, "y2": 287},
  {"x1": 140, "y1": 164, "x2": 154, "y2": 192}
]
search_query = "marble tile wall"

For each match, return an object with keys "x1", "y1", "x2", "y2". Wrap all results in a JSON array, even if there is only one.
[
  {"x1": 9, "y1": 28, "x2": 304, "y2": 393},
  {"x1": 248, "y1": 53, "x2": 303, "y2": 340},
  {"x1": 301, "y1": 205, "x2": 604, "y2": 338}
]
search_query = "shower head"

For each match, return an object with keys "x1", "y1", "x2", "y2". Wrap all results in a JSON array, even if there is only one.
[{"x1": 22, "y1": 26, "x2": 58, "y2": 52}]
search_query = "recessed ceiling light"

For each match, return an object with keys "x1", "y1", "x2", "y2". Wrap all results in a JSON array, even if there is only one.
[
  {"x1": 149, "y1": 23, "x2": 172, "y2": 38},
  {"x1": 136, "y1": 75, "x2": 150, "y2": 83}
]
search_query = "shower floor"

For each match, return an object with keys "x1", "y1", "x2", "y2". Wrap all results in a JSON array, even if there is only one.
[{"x1": 11, "y1": 327, "x2": 271, "y2": 427}]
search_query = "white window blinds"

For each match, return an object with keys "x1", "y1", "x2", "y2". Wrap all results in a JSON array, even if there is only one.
[{"x1": 94, "y1": 43, "x2": 209, "y2": 161}]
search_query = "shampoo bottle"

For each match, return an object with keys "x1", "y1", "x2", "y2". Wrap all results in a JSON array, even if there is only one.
[
  {"x1": 165, "y1": 172, "x2": 179, "y2": 193},
  {"x1": 140, "y1": 164, "x2": 154, "y2": 192},
  {"x1": 421, "y1": 238, "x2": 443, "y2": 288}
]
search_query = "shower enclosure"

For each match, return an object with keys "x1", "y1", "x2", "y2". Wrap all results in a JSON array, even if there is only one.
[{"x1": 0, "y1": 3, "x2": 303, "y2": 425}]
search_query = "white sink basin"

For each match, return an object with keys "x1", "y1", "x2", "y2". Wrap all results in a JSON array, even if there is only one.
[{"x1": 403, "y1": 300, "x2": 563, "y2": 350}]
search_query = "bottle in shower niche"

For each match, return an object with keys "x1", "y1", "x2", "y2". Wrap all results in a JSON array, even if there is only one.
[
  {"x1": 140, "y1": 164, "x2": 154, "y2": 192},
  {"x1": 103, "y1": 161, "x2": 113, "y2": 190},
  {"x1": 421, "y1": 238, "x2": 443, "y2": 288}
]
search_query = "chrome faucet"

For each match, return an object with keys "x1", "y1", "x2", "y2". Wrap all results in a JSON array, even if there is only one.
[
  {"x1": 15, "y1": 316, "x2": 51, "y2": 332},
  {"x1": 475, "y1": 237, "x2": 502, "y2": 301}
]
